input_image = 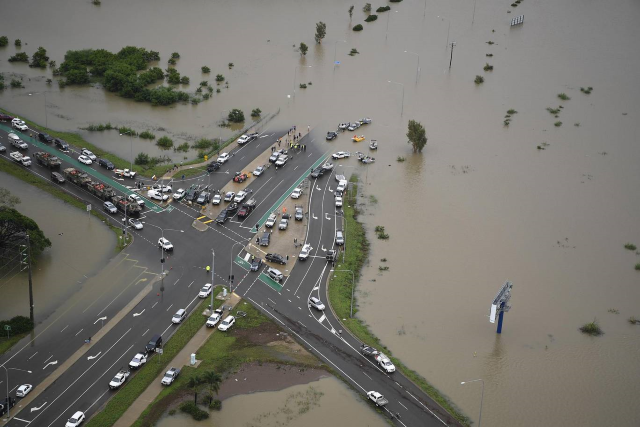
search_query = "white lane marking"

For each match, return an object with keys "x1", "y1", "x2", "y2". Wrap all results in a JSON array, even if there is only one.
[
  {"x1": 166, "y1": 303, "x2": 173, "y2": 312},
  {"x1": 362, "y1": 371, "x2": 373, "y2": 380},
  {"x1": 86, "y1": 388, "x2": 109, "y2": 412},
  {"x1": 43, "y1": 355, "x2": 52, "y2": 364},
  {"x1": 74, "y1": 328, "x2": 83, "y2": 336},
  {"x1": 43, "y1": 360, "x2": 58, "y2": 370},
  {"x1": 30, "y1": 401, "x2": 47, "y2": 413},
  {"x1": 60, "y1": 325, "x2": 68, "y2": 333},
  {"x1": 288, "y1": 299, "x2": 292, "y2": 303},
  {"x1": 87, "y1": 351, "x2": 102, "y2": 360},
  {"x1": 187, "y1": 280, "x2": 195, "y2": 288},
  {"x1": 294, "y1": 165, "x2": 298, "y2": 170},
  {"x1": 28, "y1": 352, "x2": 38, "y2": 360},
  {"x1": 161, "y1": 323, "x2": 173, "y2": 336},
  {"x1": 184, "y1": 294, "x2": 200, "y2": 310},
  {"x1": 133, "y1": 309, "x2": 145, "y2": 317},
  {"x1": 152, "y1": 302, "x2": 158, "y2": 309},
  {"x1": 398, "y1": 401, "x2": 408, "y2": 410},
  {"x1": 142, "y1": 328, "x2": 149, "y2": 336},
  {"x1": 13, "y1": 417, "x2": 31, "y2": 423},
  {"x1": 298, "y1": 306, "x2": 302, "y2": 310},
  {"x1": 308, "y1": 153, "x2": 313, "y2": 157},
  {"x1": 268, "y1": 298, "x2": 276, "y2": 305},
  {"x1": 312, "y1": 214, "x2": 318, "y2": 219},
  {"x1": 318, "y1": 314, "x2": 326, "y2": 323}
]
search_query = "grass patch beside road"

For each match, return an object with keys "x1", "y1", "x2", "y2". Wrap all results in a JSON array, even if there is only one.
[
  {"x1": 0, "y1": 332, "x2": 29, "y2": 357},
  {"x1": 327, "y1": 175, "x2": 470, "y2": 426},
  {"x1": 86, "y1": 295, "x2": 217, "y2": 427},
  {"x1": 130, "y1": 301, "x2": 321, "y2": 427},
  {"x1": 0, "y1": 158, "x2": 130, "y2": 252}
]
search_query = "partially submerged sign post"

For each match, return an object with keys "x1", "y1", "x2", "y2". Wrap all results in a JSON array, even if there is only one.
[{"x1": 489, "y1": 281, "x2": 513, "y2": 333}]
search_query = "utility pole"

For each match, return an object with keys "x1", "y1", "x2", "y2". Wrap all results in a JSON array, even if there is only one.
[
  {"x1": 209, "y1": 250, "x2": 215, "y2": 311},
  {"x1": 449, "y1": 42, "x2": 457, "y2": 69},
  {"x1": 20, "y1": 235, "x2": 34, "y2": 325}
]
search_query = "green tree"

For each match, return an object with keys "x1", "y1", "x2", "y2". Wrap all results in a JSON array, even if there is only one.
[
  {"x1": 0, "y1": 36, "x2": 8, "y2": 47},
  {"x1": 0, "y1": 188, "x2": 21, "y2": 208},
  {"x1": 315, "y1": 22, "x2": 327, "y2": 43},
  {"x1": 201, "y1": 66, "x2": 210, "y2": 73},
  {"x1": 348, "y1": 5, "x2": 354, "y2": 19},
  {"x1": 14, "y1": 39, "x2": 21, "y2": 47},
  {"x1": 251, "y1": 108, "x2": 262, "y2": 117},
  {"x1": 299, "y1": 42, "x2": 308, "y2": 56},
  {"x1": 135, "y1": 152, "x2": 150, "y2": 165},
  {"x1": 363, "y1": 3, "x2": 372, "y2": 12},
  {"x1": 406, "y1": 120, "x2": 427, "y2": 153},
  {"x1": 228, "y1": 109, "x2": 245, "y2": 123},
  {"x1": 0, "y1": 207, "x2": 52, "y2": 261},
  {"x1": 187, "y1": 375, "x2": 203, "y2": 404},
  {"x1": 202, "y1": 371, "x2": 222, "y2": 403},
  {"x1": 30, "y1": 47, "x2": 49, "y2": 68}
]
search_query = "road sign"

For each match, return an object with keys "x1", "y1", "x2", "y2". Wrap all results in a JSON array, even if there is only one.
[
  {"x1": 86, "y1": 204, "x2": 91, "y2": 212},
  {"x1": 156, "y1": 348, "x2": 164, "y2": 354},
  {"x1": 335, "y1": 61, "x2": 340, "y2": 65},
  {"x1": 4, "y1": 325, "x2": 11, "y2": 331}
]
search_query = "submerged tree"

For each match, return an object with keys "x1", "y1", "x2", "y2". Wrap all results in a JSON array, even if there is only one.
[
  {"x1": 406, "y1": 120, "x2": 428, "y2": 153},
  {"x1": 0, "y1": 207, "x2": 52, "y2": 262},
  {"x1": 315, "y1": 22, "x2": 327, "y2": 43},
  {"x1": 299, "y1": 42, "x2": 308, "y2": 56}
]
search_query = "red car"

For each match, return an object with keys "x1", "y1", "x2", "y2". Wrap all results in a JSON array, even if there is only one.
[
  {"x1": 0, "y1": 114, "x2": 14, "y2": 122},
  {"x1": 233, "y1": 172, "x2": 249, "y2": 183}
]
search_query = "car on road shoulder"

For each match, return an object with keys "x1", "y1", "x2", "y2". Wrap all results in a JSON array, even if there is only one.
[
  {"x1": 295, "y1": 206, "x2": 304, "y2": 221},
  {"x1": 198, "y1": 283, "x2": 213, "y2": 298},
  {"x1": 172, "y1": 308, "x2": 186, "y2": 324},
  {"x1": 253, "y1": 165, "x2": 266, "y2": 176},
  {"x1": 218, "y1": 315, "x2": 235, "y2": 331},
  {"x1": 129, "y1": 353, "x2": 147, "y2": 369},
  {"x1": 65, "y1": 411, "x2": 86, "y2": 427},
  {"x1": 278, "y1": 218, "x2": 288, "y2": 230},
  {"x1": 16, "y1": 384, "x2": 32, "y2": 397},
  {"x1": 375, "y1": 352, "x2": 396, "y2": 373},
  {"x1": 173, "y1": 188, "x2": 186, "y2": 201},
  {"x1": 223, "y1": 191, "x2": 235, "y2": 202},
  {"x1": 335, "y1": 230, "x2": 345, "y2": 246},
  {"x1": 335, "y1": 196, "x2": 343, "y2": 207},
  {"x1": 103, "y1": 201, "x2": 117, "y2": 214},
  {"x1": 269, "y1": 149, "x2": 284, "y2": 163},
  {"x1": 266, "y1": 267, "x2": 284, "y2": 282},
  {"x1": 109, "y1": 370, "x2": 131, "y2": 389},
  {"x1": 78, "y1": 155, "x2": 92, "y2": 165},
  {"x1": 265, "y1": 213, "x2": 277, "y2": 228},
  {"x1": 211, "y1": 194, "x2": 222, "y2": 205},
  {"x1": 260, "y1": 231, "x2": 271, "y2": 246},
  {"x1": 265, "y1": 253, "x2": 286, "y2": 265},
  {"x1": 217, "y1": 152, "x2": 230, "y2": 164},
  {"x1": 81, "y1": 148, "x2": 97, "y2": 161},
  {"x1": 129, "y1": 218, "x2": 143, "y2": 230},
  {"x1": 236, "y1": 133, "x2": 258, "y2": 145},
  {"x1": 291, "y1": 188, "x2": 303, "y2": 199},
  {"x1": 11, "y1": 118, "x2": 28, "y2": 131},
  {"x1": 207, "y1": 161, "x2": 221, "y2": 173},
  {"x1": 298, "y1": 244, "x2": 312, "y2": 261},
  {"x1": 206, "y1": 309, "x2": 223, "y2": 327},
  {"x1": 326, "y1": 131, "x2": 338, "y2": 140},
  {"x1": 158, "y1": 237, "x2": 174, "y2": 251},
  {"x1": 309, "y1": 296, "x2": 325, "y2": 311},
  {"x1": 250, "y1": 257, "x2": 263, "y2": 271},
  {"x1": 98, "y1": 158, "x2": 115, "y2": 170}
]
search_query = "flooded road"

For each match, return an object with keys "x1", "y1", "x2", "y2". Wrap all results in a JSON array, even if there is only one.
[
  {"x1": 2, "y1": 0, "x2": 640, "y2": 425},
  {"x1": 156, "y1": 377, "x2": 386, "y2": 427},
  {"x1": 0, "y1": 173, "x2": 115, "y2": 321}
]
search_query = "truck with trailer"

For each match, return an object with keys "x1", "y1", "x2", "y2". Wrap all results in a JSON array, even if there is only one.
[
  {"x1": 111, "y1": 195, "x2": 142, "y2": 217},
  {"x1": 64, "y1": 168, "x2": 92, "y2": 187},
  {"x1": 86, "y1": 181, "x2": 116, "y2": 201},
  {"x1": 34, "y1": 151, "x2": 62, "y2": 169},
  {"x1": 9, "y1": 152, "x2": 31, "y2": 166}
]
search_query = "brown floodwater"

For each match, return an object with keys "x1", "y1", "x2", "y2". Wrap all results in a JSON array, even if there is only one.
[
  {"x1": 2, "y1": 0, "x2": 640, "y2": 425},
  {"x1": 156, "y1": 377, "x2": 386, "y2": 427},
  {"x1": 0, "y1": 173, "x2": 115, "y2": 321}
]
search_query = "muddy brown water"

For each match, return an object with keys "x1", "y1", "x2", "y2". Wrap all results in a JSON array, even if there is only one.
[
  {"x1": 0, "y1": 173, "x2": 115, "y2": 321},
  {"x1": 2, "y1": 0, "x2": 640, "y2": 425},
  {"x1": 156, "y1": 377, "x2": 386, "y2": 427}
]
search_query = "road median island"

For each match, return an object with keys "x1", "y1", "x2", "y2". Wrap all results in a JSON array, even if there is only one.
[
  {"x1": 325, "y1": 175, "x2": 471, "y2": 426},
  {"x1": 121, "y1": 298, "x2": 325, "y2": 426}
]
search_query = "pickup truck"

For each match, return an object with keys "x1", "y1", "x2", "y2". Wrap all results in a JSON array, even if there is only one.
[
  {"x1": 161, "y1": 367, "x2": 180, "y2": 385},
  {"x1": 109, "y1": 369, "x2": 131, "y2": 389},
  {"x1": 9, "y1": 133, "x2": 28, "y2": 150},
  {"x1": 114, "y1": 168, "x2": 137, "y2": 179},
  {"x1": 10, "y1": 152, "x2": 32, "y2": 166},
  {"x1": 367, "y1": 391, "x2": 388, "y2": 407}
]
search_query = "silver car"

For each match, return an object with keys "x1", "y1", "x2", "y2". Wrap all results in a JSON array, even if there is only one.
[{"x1": 335, "y1": 230, "x2": 345, "y2": 246}]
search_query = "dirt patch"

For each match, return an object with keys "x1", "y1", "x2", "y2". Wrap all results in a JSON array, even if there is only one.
[{"x1": 233, "y1": 320, "x2": 282, "y2": 344}]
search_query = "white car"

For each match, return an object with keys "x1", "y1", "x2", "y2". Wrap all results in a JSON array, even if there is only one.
[
  {"x1": 265, "y1": 213, "x2": 277, "y2": 228},
  {"x1": 129, "y1": 353, "x2": 147, "y2": 369},
  {"x1": 236, "y1": 134, "x2": 251, "y2": 144},
  {"x1": 298, "y1": 244, "x2": 312, "y2": 261},
  {"x1": 253, "y1": 165, "x2": 265, "y2": 176},
  {"x1": 279, "y1": 218, "x2": 288, "y2": 230},
  {"x1": 128, "y1": 218, "x2": 143, "y2": 230},
  {"x1": 0, "y1": 144, "x2": 6, "y2": 153},
  {"x1": 309, "y1": 297, "x2": 325, "y2": 311},
  {"x1": 291, "y1": 188, "x2": 303, "y2": 199},
  {"x1": 16, "y1": 384, "x2": 33, "y2": 397},
  {"x1": 172, "y1": 309, "x2": 186, "y2": 324},
  {"x1": 206, "y1": 309, "x2": 223, "y2": 327},
  {"x1": 234, "y1": 191, "x2": 248, "y2": 203},
  {"x1": 335, "y1": 196, "x2": 343, "y2": 207},
  {"x1": 109, "y1": 370, "x2": 130, "y2": 389},
  {"x1": 375, "y1": 353, "x2": 396, "y2": 373},
  {"x1": 152, "y1": 183, "x2": 172, "y2": 193},
  {"x1": 65, "y1": 411, "x2": 85, "y2": 427},
  {"x1": 158, "y1": 237, "x2": 174, "y2": 251},
  {"x1": 11, "y1": 118, "x2": 28, "y2": 131},
  {"x1": 198, "y1": 283, "x2": 213, "y2": 298},
  {"x1": 212, "y1": 194, "x2": 222, "y2": 205},
  {"x1": 217, "y1": 152, "x2": 230, "y2": 164},
  {"x1": 128, "y1": 194, "x2": 145, "y2": 206},
  {"x1": 173, "y1": 188, "x2": 186, "y2": 201},
  {"x1": 347, "y1": 122, "x2": 361, "y2": 131},
  {"x1": 322, "y1": 162, "x2": 334, "y2": 170},
  {"x1": 81, "y1": 148, "x2": 97, "y2": 161},
  {"x1": 223, "y1": 191, "x2": 235, "y2": 202},
  {"x1": 218, "y1": 315, "x2": 235, "y2": 331},
  {"x1": 78, "y1": 155, "x2": 93, "y2": 165},
  {"x1": 275, "y1": 155, "x2": 288, "y2": 167},
  {"x1": 147, "y1": 190, "x2": 169, "y2": 201},
  {"x1": 332, "y1": 151, "x2": 350, "y2": 159}
]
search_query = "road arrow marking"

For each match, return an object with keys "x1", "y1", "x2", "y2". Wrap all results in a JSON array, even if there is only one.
[
  {"x1": 312, "y1": 214, "x2": 318, "y2": 219},
  {"x1": 329, "y1": 187, "x2": 333, "y2": 192},
  {"x1": 94, "y1": 316, "x2": 107, "y2": 324},
  {"x1": 43, "y1": 360, "x2": 58, "y2": 370},
  {"x1": 316, "y1": 186, "x2": 321, "y2": 191},
  {"x1": 321, "y1": 246, "x2": 326, "y2": 252},
  {"x1": 87, "y1": 351, "x2": 102, "y2": 360},
  {"x1": 31, "y1": 402, "x2": 47, "y2": 412},
  {"x1": 325, "y1": 213, "x2": 331, "y2": 220},
  {"x1": 133, "y1": 309, "x2": 145, "y2": 317}
]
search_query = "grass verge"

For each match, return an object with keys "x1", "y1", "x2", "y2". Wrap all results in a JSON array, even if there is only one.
[
  {"x1": 0, "y1": 332, "x2": 30, "y2": 356},
  {"x1": 327, "y1": 175, "x2": 471, "y2": 426},
  {"x1": 129, "y1": 300, "x2": 321, "y2": 427},
  {"x1": 0, "y1": 158, "x2": 130, "y2": 252}
]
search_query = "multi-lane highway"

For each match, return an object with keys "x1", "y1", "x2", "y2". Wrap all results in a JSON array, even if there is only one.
[{"x1": 0, "y1": 120, "x2": 460, "y2": 427}]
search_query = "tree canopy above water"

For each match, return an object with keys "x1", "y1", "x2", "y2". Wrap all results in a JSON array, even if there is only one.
[{"x1": 0, "y1": 207, "x2": 51, "y2": 264}]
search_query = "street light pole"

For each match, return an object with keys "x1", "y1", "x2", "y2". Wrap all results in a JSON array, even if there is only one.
[
  {"x1": 461, "y1": 379, "x2": 485, "y2": 427},
  {"x1": 387, "y1": 80, "x2": 405, "y2": 117},
  {"x1": 404, "y1": 50, "x2": 420, "y2": 84},
  {"x1": 119, "y1": 130, "x2": 135, "y2": 240},
  {"x1": 229, "y1": 241, "x2": 246, "y2": 293},
  {"x1": 333, "y1": 40, "x2": 347, "y2": 68},
  {"x1": 293, "y1": 65, "x2": 312, "y2": 98},
  {"x1": 449, "y1": 42, "x2": 457, "y2": 69},
  {"x1": 210, "y1": 250, "x2": 215, "y2": 311},
  {"x1": 331, "y1": 269, "x2": 355, "y2": 317},
  {"x1": 144, "y1": 223, "x2": 183, "y2": 280}
]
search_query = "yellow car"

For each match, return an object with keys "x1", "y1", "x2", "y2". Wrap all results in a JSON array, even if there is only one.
[{"x1": 352, "y1": 135, "x2": 365, "y2": 142}]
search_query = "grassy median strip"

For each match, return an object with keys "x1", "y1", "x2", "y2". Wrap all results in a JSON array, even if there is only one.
[
  {"x1": 0, "y1": 332, "x2": 29, "y2": 357},
  {"x1": 130, "y1": 301, "x2": 321, "y2": 427},
  {"x1": 0, "y1": 158, "x2": 130, "y2": 252},
  {"x1": 85, "y1": 294, "x2": 220, "y2": 427},
  {"x1": 328, "y1": 176, "x2": 470, "y2": 426}
]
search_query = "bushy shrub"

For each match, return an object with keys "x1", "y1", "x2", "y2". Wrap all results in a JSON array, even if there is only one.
[
  {"x1": 0, "y1": 36, "x2": 8, "y2": 47},
  {"x1": 135, "y1": 152, "x2": 150, "y2": 165},
  {"x1": 180, "y1": 76, "x2": 189, "y2": 84},
  {"x1": 353, "y1": 24, "x2": 363, "y2": 31},
  {"x1": 251, "y1": 108, "x2": 262, "y2": 117},
  {"x1": 474, "y1": 75, "x2": 484, "y2": 84},
  {"x1": 166, "y1": 68, "x2": 181, "y2": 85},
  {"x1": 215, "y1": 74, "x2": 225, "y2": 82},
  {"x1": 363, "y1": 3, "x2": 371, "y2": 12},
  {"x1": 209, "y1": 400, "x2": 221, "y2": 411},
  {"x1": 299, "y1": 83, "x2": 307, "y2": 89},
  {"x1": 0, "y1": 316, "x2": 34, "y2": 335},
  {"x1": 139, "y1": 130, "x2": 155, "y2": 140},
  {"x1": 201, "y1": 66, "x2": 210, "y2": 73},
  {"x1": 8, "y1": 52, "x2": 29, "y2": 63},
  {"x1": 228, "y1": 109, "x2": 244, "y2": 123},
  {"x1": 192, "y1": 138, "x2": 213, "y2": 150},
  {"x1": 30, "y1": 47, "x2": 49, "y2": 68},
  {"x1": 156, "y1": 136, "x2": 173, "y2": 149},
  {"x1": 14, "y1": 39, "x2": 21, "y2": 47},
  {"x1": 199, "y1": 80, "x2": 208, "y2": 87},
  {"x1": 365, "y1": 14, "x2": 378, "y2": 22},
  {"x1": 168, "y1": 58, "x2": 176, "y2": 65},
  {"x1": 175, "y1": 142, "x2": 190, "y2": 152},
  {"x1": 10, "y1": 79, "x2": 24, "y2": 88},
  {"x1": 179, "y1": 402, "x2": 209, "y2": 421},
  {"x1": 376, "y1": 6, "x2": 391, "y2": 12},
  {"x1": 171, "y1": 52, "x2": 180, "y2": 59}
]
